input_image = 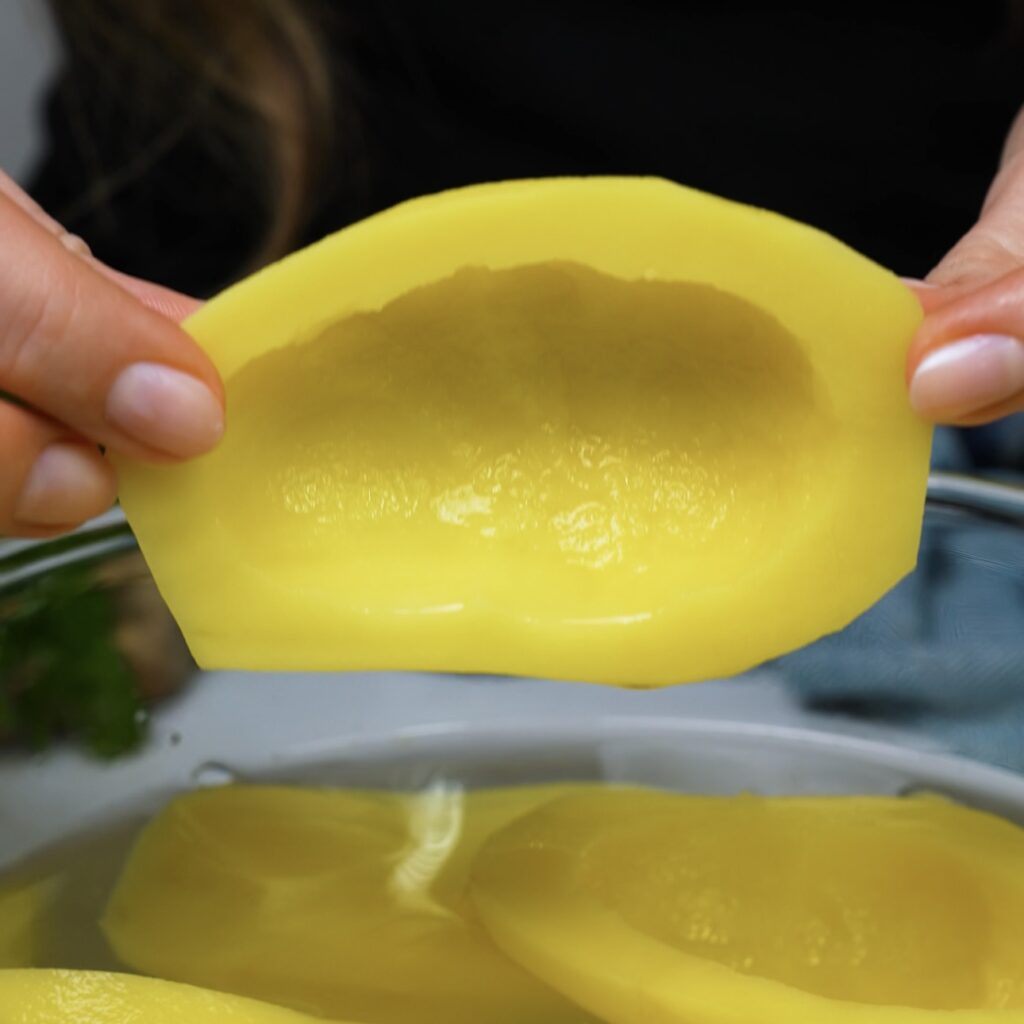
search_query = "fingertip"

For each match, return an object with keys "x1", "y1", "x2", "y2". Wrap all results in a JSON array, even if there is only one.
[
  {"x1": 13, "y1": 442, "x2": 117, "y2": 530},
  {"x1": 908, "y1": 333, "x2": 1024, "y2": 423},
  {"x1": 905, "y1": 266, "x2": 1024, "y2": 385},
  {"x1": 106, "y1": 362, "x2": 225, "y2": 459}
]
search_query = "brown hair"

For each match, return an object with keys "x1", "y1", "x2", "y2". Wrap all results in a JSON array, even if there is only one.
[{"x1": 45, "y1": 0, "x2": 340, "y2": 274}]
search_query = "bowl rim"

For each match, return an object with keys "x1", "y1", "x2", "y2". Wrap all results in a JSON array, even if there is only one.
[
  {"x1": 257, "y1": 712, "x2": 1024, "y2": 804},
  {"x1": 5, "y1": 708, "x2": 1024, "y2": 867}
]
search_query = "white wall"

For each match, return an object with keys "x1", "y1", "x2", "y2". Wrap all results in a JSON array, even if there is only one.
[{"x1": 0, "y1": 0, "x2": 59, "y2": 182}]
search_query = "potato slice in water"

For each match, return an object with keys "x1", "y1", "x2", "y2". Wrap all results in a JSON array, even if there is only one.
[
  {"x1": 116, "y1": 177, "x2": 930, "y2": 685},
  {"x1": 0, "y1": 877, "x2": 59, "y2": 968},
  {"x1": 471, "y1": 789, "x2": 1024, "y2": 1023},
  {"x1": 102, "y1": 784, "x2": 596, "y2": 1024},
  {"x1": 0, "y1": 969, "x2": 337, "y2": 1022}
]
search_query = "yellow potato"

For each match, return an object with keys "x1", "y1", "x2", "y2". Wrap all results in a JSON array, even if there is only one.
[
  {"x1": 0, "y1": 877, "x2": 59, "y2": 968},
  {"x1": 102, "y1": 784, "x2": 596, "y2": 1024},
  {"x1": 0, "y1": 969, "x2": 338, "y2": 1023},
  {"x1": 471, "y1": 789, "x2": 1024, "y2": 1023},
  {"x1": 116, "y1": 177, "x2": 930, "y2": 684}
]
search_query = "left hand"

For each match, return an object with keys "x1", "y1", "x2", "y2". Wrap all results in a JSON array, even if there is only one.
[{"x1": 907, "y1": 106, "x2": 1024, "y2": 425}]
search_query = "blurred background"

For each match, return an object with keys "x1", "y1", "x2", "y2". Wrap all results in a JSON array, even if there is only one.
[{"x1": 0, "y1": 1, "x2": 56, "y2": 182}]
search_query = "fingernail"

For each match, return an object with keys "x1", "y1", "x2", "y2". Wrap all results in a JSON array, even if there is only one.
[
  {"x1": 106, "y1": 362, "x2": 224, "y2": 457},
  {"x1": 910, "y1": 334, "x2": 1024, "y2": 417},
  {"x1": 15, "y1": 443, "x2": 115, "y2": 526}
]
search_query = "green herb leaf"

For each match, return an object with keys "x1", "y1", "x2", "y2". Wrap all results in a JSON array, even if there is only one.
[{"x1": 0, "y1": 564, "x2": 146, "y2": 758}]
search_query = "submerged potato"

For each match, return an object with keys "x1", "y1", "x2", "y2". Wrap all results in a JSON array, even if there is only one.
[
  {"x1": 471, "y1": 790, "x2": 1024, "y2": 1023},
  {"x1": 0, "y1": 969, "x2": 337, "y2": 1023},
  {"x1": 102, "y1": 784, "x2": 596, "y2": 1024}
]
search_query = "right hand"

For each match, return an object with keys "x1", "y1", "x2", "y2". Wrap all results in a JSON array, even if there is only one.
[
  {"x1": 0, "y1": 171, "x2": 224, "y2": 539},
  {"x1": 904, "y1": 106, "x2": 1024, "y2": 425}
]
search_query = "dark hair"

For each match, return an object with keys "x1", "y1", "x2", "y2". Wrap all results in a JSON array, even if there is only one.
[{"x1": 45, "y1": 0, "x2": 340, "y2": 274}]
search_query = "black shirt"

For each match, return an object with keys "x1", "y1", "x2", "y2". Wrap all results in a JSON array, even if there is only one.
[{"x1": 31, "y1": 1, "x2": 1024, "y2": 296}]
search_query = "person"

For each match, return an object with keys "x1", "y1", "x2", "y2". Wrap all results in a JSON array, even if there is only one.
[{"x1": 2, "y1": 0, "x2": 1024, "y2": 538}]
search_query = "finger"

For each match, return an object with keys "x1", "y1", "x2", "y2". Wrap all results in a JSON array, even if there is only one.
[
  {"x1": 901, "y1": 278, "x2": 957, "y2": 315},
  {"x1": 907, "y1": 266, "x2": 1024, "y2": 424},
  {"x1": 100, "y1": 267, "x2": 204, "y2": 322},
  {"x1": 927, "y1": 107, "x2": 1024, "y2": 290},
  {"x1": 0, "y1": 399, "x2": 116, "y2": 538},
  {"x1": 0, "y1": 169, "x2": 203, "y2": 322},
  {"x1": 904, "y1": 106, "x2": 1024, "y2": 424},
  {"x1": 0, "y1": 194, "x2": 224, "y2": 461}
]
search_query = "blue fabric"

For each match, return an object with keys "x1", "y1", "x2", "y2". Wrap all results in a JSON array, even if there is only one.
[{"x1": 778, "y1": 425, "x2": 1024, "y2": 773}]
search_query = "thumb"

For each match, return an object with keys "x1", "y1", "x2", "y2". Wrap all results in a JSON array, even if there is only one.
[
  {"x1": 928, "y1": 108, "x2": 1024, "y2": 291},
  {"x1": 906, "y1": 108, "x2": 1024, "y2": 424}
]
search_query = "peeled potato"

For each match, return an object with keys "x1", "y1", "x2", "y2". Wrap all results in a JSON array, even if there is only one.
[
  {"x1": 0, "y1": 877, "x2": 59, "y2": 968},
  {"x1": 117, "y1": 177, "x2": 931, "y2": 684},
  {"x1": 0, "y1": 969, "x2": 338, "y2": 1023},
  {"x1": 471, "y1": 789, "x2": 1024, "y2": 1023},
  {"x1": 102, "y1": 784, "x2": 596, "y2": 1024}
]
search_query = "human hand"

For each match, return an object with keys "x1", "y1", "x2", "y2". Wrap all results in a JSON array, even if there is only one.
[
  {"x1": 0, "y1": 171, "x2": 223, "y2": 538},
  {"x1": 907, "y1": 108, "x2": 1024, "y2": 425}
]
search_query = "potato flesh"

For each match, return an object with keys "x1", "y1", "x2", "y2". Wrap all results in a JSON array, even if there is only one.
[
  {"x1": 472, "y1": 791, "x2": 1024, "y2": 1022},
  {"x1": 102, "y1": 785, "x2": 597, "y2": 1024},
  {"x1": 116, "y1": 177, "x2": 931, "y2": 683},
  {"x1": 0, "y1": 969, "x2": 332, "y2": 1023}
]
